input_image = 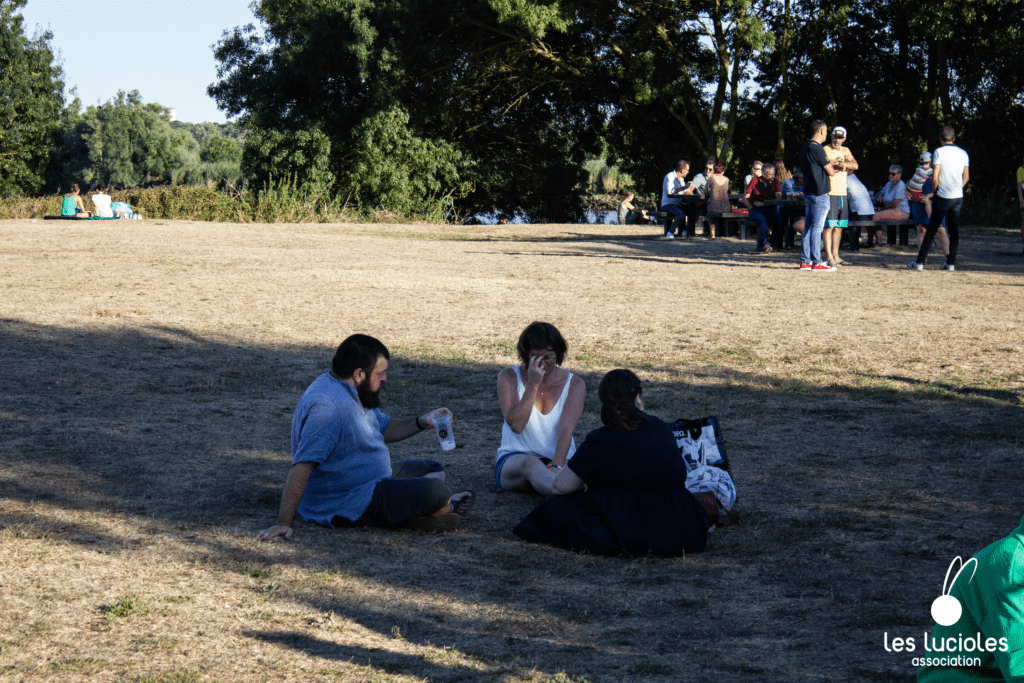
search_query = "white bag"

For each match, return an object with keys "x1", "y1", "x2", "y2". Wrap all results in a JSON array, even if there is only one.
[{"x1": 670, "y1": 417, "x2": 737, "y2": 512}]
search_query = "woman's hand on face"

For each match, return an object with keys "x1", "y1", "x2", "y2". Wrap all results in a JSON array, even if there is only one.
[{"x1": 526, "y1": 354, "x2": 547, "y2": 386}]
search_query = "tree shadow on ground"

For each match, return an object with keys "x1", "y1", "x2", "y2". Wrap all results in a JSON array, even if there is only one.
[{"x1": 2, "y1": 317, "x2": 1021, "y2": 682}]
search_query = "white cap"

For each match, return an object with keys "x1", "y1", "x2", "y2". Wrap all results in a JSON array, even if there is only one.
[
  {"x1": 832, "y1": 126, "x2": 847, "y2": 137},
  {"x1": 919, "y1": 151, "x2": 932, "y2": 162}
]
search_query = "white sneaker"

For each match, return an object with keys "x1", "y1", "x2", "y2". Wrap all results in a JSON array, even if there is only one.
[
  {"x1": 907, "y1": 261, "x2": 923, "y2": 271},
  {"x1": 664, "y1": 232, "x2": 674, "y2": 239},
  {"x1": 941, "y1": 262, "x2": 955, "y2": 271}
]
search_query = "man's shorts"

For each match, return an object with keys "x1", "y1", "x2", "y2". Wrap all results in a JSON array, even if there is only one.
[
  {"x1": 332, "y1": 459, "x2": 449, "y2": 529},
  {"x1": 826, "y1": 195, "x2": 848, "y2": 228},
  {"x1": 494, "y1": 452, "x2": 553, "y2": 490}
]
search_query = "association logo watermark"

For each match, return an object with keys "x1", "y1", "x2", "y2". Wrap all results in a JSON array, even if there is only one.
[{"x1": 882, "y1": 556, "x2": 1008, "y2": 668}]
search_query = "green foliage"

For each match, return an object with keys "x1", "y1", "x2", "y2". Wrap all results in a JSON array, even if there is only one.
[
  {"x1": 0, "y1": 0, "x2": 65, "y2": 197},
  {"x1": 200, "y1": 136, "x2": 241, "y2": 164},
  {"x1": 210, "y1": 0, "x2": 603, "y2": 221},
  {"x1": 0, "y1": 181, "x2": 357, "y2": 223},
  {"x1": 346, "y1": 105, "x2": 463, "y2": 217},
  {"x1": 241, "y1": 123, "x2": 335, "y2": 191}
]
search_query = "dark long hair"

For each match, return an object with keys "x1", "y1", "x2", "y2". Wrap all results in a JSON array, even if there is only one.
[{"x1": 598, "y1": 369, "x2": 643, "y2": 431}]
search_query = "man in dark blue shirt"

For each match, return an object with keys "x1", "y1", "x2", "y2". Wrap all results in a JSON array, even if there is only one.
[{"x1": 799, "y1": 119, "x2": 837, "y2": 270}]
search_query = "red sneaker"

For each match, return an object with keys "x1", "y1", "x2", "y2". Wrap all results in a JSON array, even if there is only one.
[
  {"x1": 812, "y1": 263, "x2": 837, "y2": 271},
  {"x1": 799, "y1": 263, "x2": 812, "y2": 270}
]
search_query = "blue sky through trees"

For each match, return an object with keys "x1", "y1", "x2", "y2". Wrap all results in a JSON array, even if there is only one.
[{"x1": 18, "y1": 0, "x2": 256, "y2": 123}]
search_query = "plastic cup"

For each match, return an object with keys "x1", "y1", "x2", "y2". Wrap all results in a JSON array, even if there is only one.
[{"x1": 433, "y1": 413, "x2": 455, "y2": 451}]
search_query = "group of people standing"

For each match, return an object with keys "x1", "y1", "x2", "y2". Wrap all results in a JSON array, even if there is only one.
[
  {"x1": 800, "y1": 120, "x2": 969, "y2": 271},
  {"x1": 258, "y1": 324, "x2": 713, "y2": 558}
]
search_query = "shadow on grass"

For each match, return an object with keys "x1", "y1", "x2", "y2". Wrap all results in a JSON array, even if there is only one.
[
  {"x1": 2, "y1": 317, "x2": 1021, "y2": 681},
  {"x1": 487, "y1": 228, "x2": 1024, "y2": 275}
]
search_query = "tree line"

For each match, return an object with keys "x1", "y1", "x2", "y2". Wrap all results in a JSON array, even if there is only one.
[
  {"x1": 0, "y1": 1, "x2": 242, "y2": 198},
  {"x1": 3, "y1": 0, "x2": 1021, "y2": 221}
]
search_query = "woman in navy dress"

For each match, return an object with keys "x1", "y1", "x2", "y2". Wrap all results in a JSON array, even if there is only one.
[{"x1": 513, "y1": 369, "x2": 709, "y2": 557}]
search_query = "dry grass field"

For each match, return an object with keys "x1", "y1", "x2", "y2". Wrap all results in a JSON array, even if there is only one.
[{"x1": 1, "y1": 217, "x2": 1022, "y2": 683}]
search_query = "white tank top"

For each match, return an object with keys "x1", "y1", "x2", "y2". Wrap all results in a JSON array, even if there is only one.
[{"x1": 496, "y1": 365, "x2": 577, "y2": 461}]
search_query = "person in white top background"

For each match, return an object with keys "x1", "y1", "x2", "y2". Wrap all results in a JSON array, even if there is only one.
[
  {"x1": 909, "y1": 126, "x2": 969, "y2": 271},
  {"x1": 495, "y1": 322, "x2": 585, "y2": 495},
  {"x1": 90, "y1": 184, "x2": 114, "y2": 218}
]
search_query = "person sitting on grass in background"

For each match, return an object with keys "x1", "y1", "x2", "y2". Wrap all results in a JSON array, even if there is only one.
[
  {"x1": 905, "y1": 152, "x2": 933, "y2": 219},
  {"x1": 257, "y1": 334, "x2": 474, "y2": 539},
  {"x1": 743, "y1": 162, "x2": 782, "y2": 253},
  {"x1": 496, "y1": 321, "x2": 585, "y2": 496},
  {"x1": 513, "y1": 369, "x2": 710, "y2": 558},
  {"x1": 62, "y1": 184, "x2": 90, "y2": 217},
  {"x1": 90, "y1": 185, "x2": 114, "y2": 218},
  {"x1": 617, "y1": 191, "x2": 649, "y2": 225}
]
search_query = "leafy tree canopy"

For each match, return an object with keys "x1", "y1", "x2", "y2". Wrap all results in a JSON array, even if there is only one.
[{"x1": 0, "y1": 0, "x2": 65, "y2": 197}]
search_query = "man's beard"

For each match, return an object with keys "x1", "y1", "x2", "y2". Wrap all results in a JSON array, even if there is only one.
[{"x1": 357, "y1": 375, "x2": 383, "y2": 409}]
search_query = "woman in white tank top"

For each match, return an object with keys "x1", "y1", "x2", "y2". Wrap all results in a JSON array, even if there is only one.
[{"x1": 496, "y1": 322, "x2": 585, "y2": 495}]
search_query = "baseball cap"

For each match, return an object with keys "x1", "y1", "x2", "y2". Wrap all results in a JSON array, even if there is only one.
[
  {"x1": 919, "y1": 151, "x2": 932, "y2": 162},
  {"x1": 832, "y1": 126, "x2": 847, "y2": 137}
]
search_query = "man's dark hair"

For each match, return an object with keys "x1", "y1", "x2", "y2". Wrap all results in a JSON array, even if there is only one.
[
  {"x1": 675, "y1": 159, "x2": 690, "y2": 172},
  {"x1": 940, "y1": 125, "x2": 956, "y2": 143},
  {"x1": 516, "y1": 322, "x2": 568, "y2": 366},
  {"x1": 332, "y1": 334, "x2": 390, "y2": 379},
  {"x1": 809, "y1": 119, "x2": 827, "y2": 137}
]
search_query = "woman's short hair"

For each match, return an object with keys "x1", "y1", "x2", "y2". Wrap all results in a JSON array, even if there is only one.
[
  {"x1": 713, "y1": 159, "x2": 726, "y2": 174},
  {"x1": 71, "y1": 184, "x2": 80, "y2": 193},
  {"x1": 517, "y1": 322, "x2": 567, "y2": 366},
  {"x1": 332, "y1": 334, "x2": 390, "y2": 379},
  {"x1": 890, "y1": 164, "x2": 903, "y2": 175},
  {"x1": 599, "y1": 369, "x2": 643, "y2": 431}
]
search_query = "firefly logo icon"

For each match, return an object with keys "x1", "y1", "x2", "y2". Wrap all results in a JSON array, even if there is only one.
[{"x1": 931, "y1": 556, "x2": 978, "y2": 627}]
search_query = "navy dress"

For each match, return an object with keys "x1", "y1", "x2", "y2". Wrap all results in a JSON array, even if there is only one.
[{"x1": 513, "y1": 413, "x2": 709, "y2": 557}]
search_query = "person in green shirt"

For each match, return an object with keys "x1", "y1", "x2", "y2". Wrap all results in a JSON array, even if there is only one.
[{"x1": 918, "y1": 515, "x2": 1024, "y2": 682}]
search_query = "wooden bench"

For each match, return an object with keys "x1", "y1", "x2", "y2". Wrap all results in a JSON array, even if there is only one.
[
  {"x1": 847, "y1": 219, "x2": 915, "y2": 251},
  {"x1": 706, "y1": 212, "x2": 753, "y2": 240}
]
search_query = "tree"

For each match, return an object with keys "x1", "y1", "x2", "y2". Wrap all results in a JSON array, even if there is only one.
[
  {"x1": 210, "y1": 0, "x2": 604, "y2": 220},
  {"x1": 0, "y1": 0, "x2": 64, "y2": 197},
  {"x1": 61, "y1": 90, "x2": 198, "y2": 188},
  {"x1": 200, "y1": 136, "x2": 242, "y2": 164}
]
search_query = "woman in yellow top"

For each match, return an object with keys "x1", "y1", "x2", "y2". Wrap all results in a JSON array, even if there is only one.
[{"x1": 823, "y1": 126, "x2": 858, "y2": 267}]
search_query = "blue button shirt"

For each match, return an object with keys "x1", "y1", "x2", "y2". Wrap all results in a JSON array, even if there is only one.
[{"x1": 291, "y1": 372, "x2": 392, "y2": 526}]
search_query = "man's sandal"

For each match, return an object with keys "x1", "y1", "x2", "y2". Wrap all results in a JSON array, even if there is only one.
[{"x1": 449, "y1": 490, "x2": 476, "y2": 516}]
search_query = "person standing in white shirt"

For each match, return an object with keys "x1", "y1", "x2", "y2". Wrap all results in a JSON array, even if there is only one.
[{"x1": 909, "y1": 126, "x2": 968, "y2": 271}]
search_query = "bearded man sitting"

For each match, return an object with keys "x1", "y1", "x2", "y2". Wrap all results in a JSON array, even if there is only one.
[{"x1": 257, "y1": 334, "x2": 473, "y2": 538}]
